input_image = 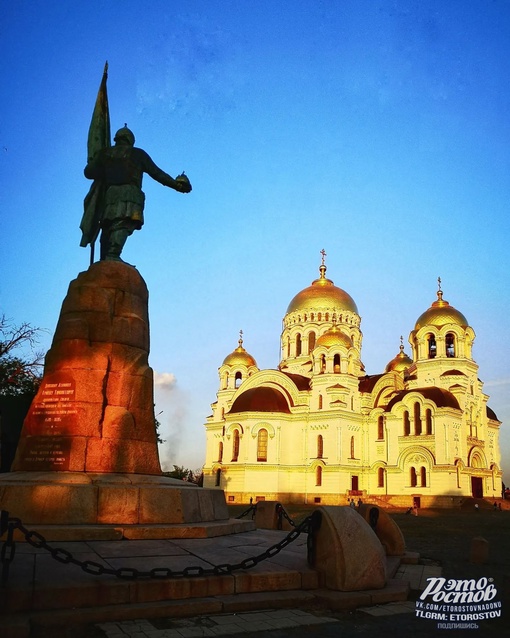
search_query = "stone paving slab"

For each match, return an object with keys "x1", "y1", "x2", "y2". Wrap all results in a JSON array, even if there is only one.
[{"x1": 96, "y1": 609, "x2": 340, "y2": 638}]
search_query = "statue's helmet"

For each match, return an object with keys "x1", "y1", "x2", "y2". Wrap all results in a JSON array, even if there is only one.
[{"x1": 114, "y1": 125, "x2": 135, "y2": 146}]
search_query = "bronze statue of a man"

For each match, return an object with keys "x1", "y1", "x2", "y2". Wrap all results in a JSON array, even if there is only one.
[{"x1": 81, "y1": 125, "x2": 191, "y2": 261}]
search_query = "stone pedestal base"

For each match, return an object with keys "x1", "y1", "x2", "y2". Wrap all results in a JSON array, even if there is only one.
[{"x1": 0, "y1": 472, "x2": 254, "y2": 540}]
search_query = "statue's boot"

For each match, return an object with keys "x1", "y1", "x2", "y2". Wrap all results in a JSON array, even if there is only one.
[{"x1": 105, "y1": 228, "x2": 131, "y2": 262}]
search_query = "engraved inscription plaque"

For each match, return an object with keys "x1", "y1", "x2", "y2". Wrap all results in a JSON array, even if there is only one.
[
  {"x1": 27, "y1": 378, "x2": 78, "y2": 435},
  {"x1": 20, "y1": 436, "x2": 72, "y2": 471}
]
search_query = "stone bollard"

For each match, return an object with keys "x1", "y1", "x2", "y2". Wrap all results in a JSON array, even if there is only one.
[
  {"x1": 357, "y1": 504, "x2": 406, "y2": 556},
  {"x1": 470, "y1": 536, "x2": 489, "y2": 564},
  {"x1": 310, "y1": 506, "x2": 387, "y2": 591},
  {"x1": 253, "y1": 501, "x2": 294, "y2": 531}
]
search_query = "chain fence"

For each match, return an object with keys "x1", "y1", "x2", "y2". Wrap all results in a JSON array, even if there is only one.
[{"x1": 0, "y1": 508, "x2": 322, "y2": 586}]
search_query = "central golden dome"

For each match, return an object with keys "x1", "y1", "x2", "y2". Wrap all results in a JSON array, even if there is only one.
[
  {"x1": 286, "y1": 262, "x2": 358, "y2": 315},
  {"x1": 415, "y1": 290, "x2": 468, "y2": 331}
]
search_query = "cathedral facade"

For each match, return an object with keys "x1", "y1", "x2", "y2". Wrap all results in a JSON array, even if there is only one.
[{"x1": 203, "y1": 258, "x2": 502, "y2": 507}]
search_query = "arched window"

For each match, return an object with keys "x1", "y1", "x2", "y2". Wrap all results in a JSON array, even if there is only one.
[
  {"x1": 410, "y1": 466, "x2": 417, "y2": 487},
  {"x1": 428, "y1": 334, "x2": 437, "y2": 359},
  {"x1": 426, "y1": 409, "x2": 433, "y2": 435},
  {"x1": 317, "y1": 435, "x2": 323, "y2": 459},
  {"x1": 414, "y1": 402, "x2": 422, "y2": 435},
  {"x1": 318, "y1": 312, "x2": 322, "y2": 321},
  {"x1": 257, "y1": 429, "x2": 268, "y2": 462},
  {"x1": 221, "y1": 407, "x2": 225, "y2": 419},
  {"x1": 296, "y1": 333, "x2": 302, "y2": 356},
  {"x1": 235, "y1": 371, "x2": 242, "y2": 388},
  {"x1": 378, "y1": 467, "x2": 385, "y2": 487},
  {"x1": 308, "y1": 331, "x2": 316, "y2": 353},
  {"x1": 377, "y1": 415, "x2": 384, "y2": 440},
  {"x1": 215, "y1": 469, "x2": 221, "y2": 486},
  {"x1": 286, "y1": 336, "x2": 290, "y2": 357},
  {"x1": 218, "y1": 442, "x2": 223, "y2": 462},
  {"x1": 316, "y1": 465, "x2": 322, "y2": 486},
  {"x1": 333, "y1": 354, "x2": 341, "y2": 373},
  {"x1": 318, "y1": 394, "x2": 323, "y2": 410},
  {"x1": 420, "y1": 466, "x2": 427, "y2": 487},
  {"x1": 232, "y1": 430, "x2": 240, "y2": 462},
  {"x1": 350, "y1": 436, "x2": 355, "y2": 459},
  {"x1": 446, "y1": 333, "x2": 455, "y2": 358},
  {"x1": 320, "y1": 354, "x2": 326, "y2": 372},
  {"x1": 403, "y1": 410, "x2": 410, "y2": 436}
]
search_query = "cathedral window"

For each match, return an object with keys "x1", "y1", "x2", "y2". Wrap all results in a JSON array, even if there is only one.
[
  {"x1": 420, "y1": 466, "x2": 427, "y2": 487},
  {"x1": 218, "y1": 442, "x2": 223, "y2": 462},
  {"x1": 235, "y1": 371, "x2": 242, "y2": 388},
  {"x1": 316, "y1": 465, "x2": 322, "y2": 486},
  {"x1": 286, "y1": 337, "x2": 290, "y2": 357},
  {"x1": 308, "y1": 331, "x2": 316, "y2": 353},
  {"x1": 410, "y1": 466, "x2": 417, "y2": 487},
  {"x1": 317, "y1": 434, "x2": 324, "y2": 458},
  {"x1": 414, "y1": 402, "x2": 422, "y2": 435},
  {"x1": 325, "y1": 313, "x2": 329, "y2": 321},
  {"x1": 333, "y1": 353, "x2": 341, "y2": 373},
  {"x1": 215, "y1": 469, "x2": 221, "y2": 486},
  {"x1": 318, "y1": 394, "x2": 323, "y2": 409},
  {"x1": 377, "y1": 416, "x2": 384, "y2": 440},
  {"x1": 318, "y1": 312, "x2": 322, "y2": 321},
  {"x1": 232, "y1": 430, "x2": 240, "y2": 462},
  {"x1": 427, "y1": 334, "x2": 437, "y2": 358},
  {"x1": 257, "y1": 428, "x2": 268, "y2": 462},
  {"x1": 403, "y1": 410, "x2": 410, "y2": 436},
  {"x1": 350, "y1": 436, "x2": 355, "y2": 459},
  {"x1": 296, "y1": 333, "x2": 302, "y2": 356},
  {"x1": 446, "y1": 333, "x2": 455, "y2": 357},
  {"x1": 378, "y1": 467, "x2": 385, "y2": 487},
  {"x1": 426, "y1": 409, "x2": 433, "y2": 435},
  {"x1": 320, "y1": 354, "x2": 326, "y2": 372}
]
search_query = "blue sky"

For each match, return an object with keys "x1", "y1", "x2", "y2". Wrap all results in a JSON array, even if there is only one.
[{"x1": 1, "y1": 1, "x2": 510, "y2": 478}]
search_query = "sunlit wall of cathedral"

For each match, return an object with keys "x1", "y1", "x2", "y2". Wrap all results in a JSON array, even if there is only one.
[{"x1": 203, "y1": 255, "x2": 502, "y2": 507}]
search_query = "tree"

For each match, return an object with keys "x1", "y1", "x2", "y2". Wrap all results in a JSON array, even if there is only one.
[
  {"x1": 163, "y1": 465, "x2": 204, "y2": 485},
  {"x1": 0, "y1": 315, "x2": 44, "y2": 397}
]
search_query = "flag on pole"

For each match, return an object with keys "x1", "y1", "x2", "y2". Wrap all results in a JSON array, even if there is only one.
[{"x1": 80, "y1": 62, "x2": 111, "y2": 252}]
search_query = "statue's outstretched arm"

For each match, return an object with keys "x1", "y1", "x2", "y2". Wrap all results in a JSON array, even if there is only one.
[{"x1": 139, "y1": 150, "x2": 191, "y2": 193}]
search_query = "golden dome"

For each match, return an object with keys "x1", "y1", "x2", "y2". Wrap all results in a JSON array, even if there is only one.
[
  {"x1": 385, "y1": 338, "x2": 413, "y2": 372},
  {"x1": 286, "y1": 260, "x2": 358, "y2": 315},
  {"x1": 415, "y1": 287, "x2": 468, "y2": 331},
  {"x1": 222, "y1": 333, "x2": 257, "y2": 367},
  {"x1": 316, "y1": 324, "x2": 353, "y2": 348}
]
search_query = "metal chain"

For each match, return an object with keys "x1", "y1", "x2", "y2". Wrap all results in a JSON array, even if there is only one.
[
  {"x1": 235, "y1": 503, "x2": 258, "y2": 519},
  {"x1": 0, "y1": 509, "x2": 313, "y2": 583},
  {"x1": 275, "y1": 503, "x2": 296, "y2": 529}
]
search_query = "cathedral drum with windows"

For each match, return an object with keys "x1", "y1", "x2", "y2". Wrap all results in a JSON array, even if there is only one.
[{"x1": 203, "y1": 259, "x2": 502, "y2": 507}]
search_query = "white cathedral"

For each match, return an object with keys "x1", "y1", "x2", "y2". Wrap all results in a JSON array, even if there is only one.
[{"x1": 203, "y1": 255, "x2": 502, "y2": 507}]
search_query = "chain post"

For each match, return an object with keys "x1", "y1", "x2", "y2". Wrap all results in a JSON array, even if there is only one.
[
  {"x1": 306, "y1": 510, "x2": 322, "y2": 566},
  {"x1": 276, "y1": 503, "x2": 283, "y2": 530},
  {"x1": 1, "y1": 519, "x2": 17, "y2": 585},
  {"x1": 0, "y1": 510, "x2": 9, "y2": 538}
]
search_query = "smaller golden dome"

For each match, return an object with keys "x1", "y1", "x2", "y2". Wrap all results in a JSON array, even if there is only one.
[
  {"x1": 385, "y1": 338, "x2": 413, "y2": 372},
  {"x1": 415, "y1": 285, "x2": 468, "y2": 331},
  {"x1": 222, "y1": 332, "x2": 257, "y2": 368},
  {"x1": 316, "y1": 324, "x2": 353, "y2": 348}
]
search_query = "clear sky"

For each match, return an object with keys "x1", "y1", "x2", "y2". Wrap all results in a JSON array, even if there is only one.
[{"x1": 1, "y1": 1, "x2": 509, "y2": 479}]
